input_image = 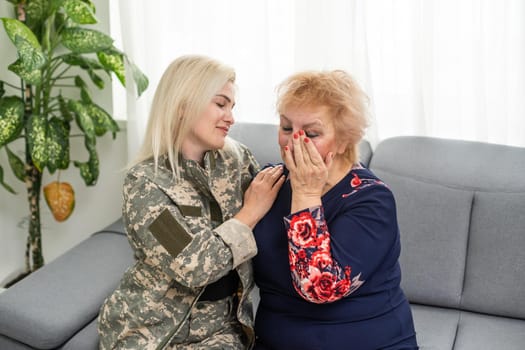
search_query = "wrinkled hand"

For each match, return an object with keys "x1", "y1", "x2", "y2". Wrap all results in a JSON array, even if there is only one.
[
  {"x1": 235, "y1": 165, "x2": 285, "y2": 229},
  {"x1": 282, "y1": 130, "x2": 333, "y2": 212}
]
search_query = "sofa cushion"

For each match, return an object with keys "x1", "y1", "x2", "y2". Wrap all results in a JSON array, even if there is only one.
[
  {"x1": 229, "y1": 122, "x2": 281, "y2": 166},
  {"x1": 0, "y1": 220, "x2": 133, "y2": 349},
  {"x1": 461, "y1": 191, "x2": 525, "y2": 319},
  {"x1": 59, "y1": 317, "x2": 99, "y2": 350},
  {"x1": 358, "y1": 139, "x2": 373, "y2": 167},
  {"x1": 453, "y1": 311, "x2": 525, "y2": 350},
  {"x1": 0, "y1": 335, "x2": 34, "y2": 350},
  {"x1": 410, "y1": 304, "x2": 460, "y2": 350},
  {"x1": 370, "y1": 136, "x2": 525, "y2": 349},
  {"x1": 368, "y1": 136, "x2": 525, "y2": 192},
  {"x1": 371, "y1": 170, "x2": 472, "y2": 308}
]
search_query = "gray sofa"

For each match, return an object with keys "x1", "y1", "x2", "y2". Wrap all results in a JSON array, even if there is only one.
[{"x1": 0, "y1": 122, "x2": 524, "y2": 349}]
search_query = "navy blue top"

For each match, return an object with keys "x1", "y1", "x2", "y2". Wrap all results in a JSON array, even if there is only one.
[{"x1": 253, "y1": 166, "x2": 418, "y2": 350}]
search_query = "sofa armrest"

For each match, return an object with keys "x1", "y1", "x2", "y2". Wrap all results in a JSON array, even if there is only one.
[{"x1": 0, "y1": 219, "x2": 133, "y2": 349}]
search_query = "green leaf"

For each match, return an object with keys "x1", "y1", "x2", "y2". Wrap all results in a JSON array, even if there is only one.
[
  {"x1": 50, "y1": 0, "x2": 67, "y2": 12},
  {"x1": 62, "y1": 54, "x2": 105, "y2": 88},
  {"x1": 68, "y1": 100, "x2": 118, "y2": 138},
  {"x1": 69, "y1": 99, "x2": 100, "y2": 185},
  {"x1": 62, "y1": 53, "x2": 104, "y2": 70},
  {"x1": 62, "y1": 0, "x2": 97, "y2": 24},
  {"x1": 87, "y1": 70, "x2": 104, "y2": 89},
  {"x1": 46, "y1": 117, "x2": 70, "y2": 174},
  {"x1": 14, "y1": 34, "x2": 46, "y2": 69},
  {"x1": 1, "y1": 18, "x2": 41, "y2": 49},
  {"x1": 27, "y1": 114, "x2": 48, "y2": 171},
  {"x1": 5, "y1": 145, "x2": 25, "y2": 182},
  {"x1": 53, "y1": 9, "x2": 67, "y2": 30},
  {"x1": 1, "y1": 19, "x2": 46, "y2": 84},
  {"x1": 8, "y1": 58, "x2": 42, "y2": 85},
  {"x1": 97, "y1": 49, "x2": 125, "y2": 85},
  {"x1": 68, "y1": 100, "x2": 95, "y2": 138},
  {"x1": 0, "y1": 82, "x2": 5, "y2": 98},
  {"x1": 24, "y1": 0, "x2": 49, "y2": 37},
  {"x1": 13, "y1": 34, "x2": 46, "y2": 69},
  {"x1": 0, "y1": 96, "x2": 25, "y2": 147},
  {"x1": 73, "y1": 131, "x2": 98, "y2": 186},
  {"x1": 79, "y1": 0, "x2": 95, "y2": 13},
  {"x1": 129, "y1": 59, "x2": 149, "y2": 97},
  {"x1": 74, "y1": 76, "x2": 91, "y2": 103},
  {"x1": 74, "y1": 155, "x2": 98, "y2": 186},
  {"x1": 61, "y1": 27, "x2": 113, "y2": 53},
  {"x1": 58, "y1": 95, "x2": 74, "y2": 122},
  {"x1": 0, "y1": 165, "x2": 17, "y2": 194},
  {"x1": 74, "y1": 75, "x2": 88, "y2": 90},
  {"x1": 85, "y1": 103, "x2": 119, "y2": 137}
]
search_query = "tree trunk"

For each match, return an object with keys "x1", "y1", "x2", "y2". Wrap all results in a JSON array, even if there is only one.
[
  {"x1": 25, "y1": 161, "x2": 44, "y2": 272},
  {"x1": 11, "y1": 0, "x2": 43, "y2": 274}
]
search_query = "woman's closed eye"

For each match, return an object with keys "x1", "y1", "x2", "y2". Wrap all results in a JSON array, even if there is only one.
[
  {"x1": 280, "y1": 126, "x2": 319, "y2": 138},
  {"x1": 305, "y1": 131, "x2": 319, "y2": 138}
]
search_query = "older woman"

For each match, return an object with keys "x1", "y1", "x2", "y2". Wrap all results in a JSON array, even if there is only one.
[{"x1": 253, "y1": 70, "x2": 418, "y2": 349}]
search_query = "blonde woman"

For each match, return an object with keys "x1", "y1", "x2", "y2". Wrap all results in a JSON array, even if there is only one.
[{"x1": 98, "y1": 55, "x2": 284, "y2": 349}]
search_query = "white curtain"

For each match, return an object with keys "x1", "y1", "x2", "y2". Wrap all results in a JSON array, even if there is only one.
[
  {"x1": 362, "y1": 0, "x2": 525, "y2": 147},
  {"x1": 116, "y1": 0, "x2": 297, "y2": 159},
  {"x1": 116, "y1": 0, "x2": 525, "y2": 160}
]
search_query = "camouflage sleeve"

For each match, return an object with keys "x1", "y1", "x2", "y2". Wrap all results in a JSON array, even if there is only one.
[
  {"x1": 213, "y1": 143, "x2": 260, "y2": 268},
  {"x1": 238, "y1": 142, "x2": 261, "y2": 193},
  {"x1": 123, "y1": 170, "x2": 253, "y2": 288},
  {"x1": 215, "y1": 218, "x2": 257, "y2": 268}
]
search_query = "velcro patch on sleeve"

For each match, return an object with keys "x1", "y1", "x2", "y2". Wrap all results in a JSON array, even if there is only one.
[
  {"x1": 149, "y1": 208, "x2": 193, "y2": 257},
  {"x1": 178, "y1": 205, "x2": 202, "y2": 217}
]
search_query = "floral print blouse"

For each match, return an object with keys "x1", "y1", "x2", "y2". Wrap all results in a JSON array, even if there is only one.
[
  {"x1": 285, "y1": 169, "x2": 387, "y2": 303},
  {"x1": 252, "y1": 165, "x2": 417, "y2": 349}
]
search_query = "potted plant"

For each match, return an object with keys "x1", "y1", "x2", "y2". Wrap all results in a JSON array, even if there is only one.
[{"x1": 0, "y1": 0, "x2": 148, "y2": 278}]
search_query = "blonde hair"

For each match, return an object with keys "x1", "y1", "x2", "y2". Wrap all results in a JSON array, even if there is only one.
[
  {"x1": 276, "y1": 70, "x2": 369, "y2": 165},
  {"x1": 131, "y1": 55, "x2": 236, "y2": 177}
]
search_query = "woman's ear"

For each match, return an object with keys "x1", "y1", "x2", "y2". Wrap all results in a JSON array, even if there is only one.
[{"x1": 336, "y1": 140, "x2": 349, "y2": 155}]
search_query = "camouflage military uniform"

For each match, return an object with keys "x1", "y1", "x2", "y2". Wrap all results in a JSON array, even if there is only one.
[{"x1": 98, "y1": 139, "x2": 260, "y2": 350}]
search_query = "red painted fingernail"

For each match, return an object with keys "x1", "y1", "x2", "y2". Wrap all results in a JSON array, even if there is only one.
[
  {"x1": 299, "y1": 130, "x2": 304, "y2": 136},
  {"x1": 284, "y1": 146, "x2": 289, "y2": 151},
  {"x1": 293, "y1": 133, "x2": 299, "y2": 139},
  {"x1": 304, "y1": 137, "x2": 310, "y2": 143}
]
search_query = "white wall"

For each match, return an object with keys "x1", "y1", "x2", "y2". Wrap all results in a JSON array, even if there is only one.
[{"x1": 0, "y1": 0, "x2": 127, "y2": 285}]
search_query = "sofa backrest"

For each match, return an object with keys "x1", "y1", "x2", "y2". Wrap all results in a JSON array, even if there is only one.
[
  {"x1": 369, "y1": 136, "x2": 525, "y2": 320},
  {"x1": 229, "y1": 122, "x2": 282, "y2": 166}
]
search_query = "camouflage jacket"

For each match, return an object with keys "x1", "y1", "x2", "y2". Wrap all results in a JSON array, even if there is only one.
[{"x1": 98, "y1": 139, "x2": 260, "y2": 350}]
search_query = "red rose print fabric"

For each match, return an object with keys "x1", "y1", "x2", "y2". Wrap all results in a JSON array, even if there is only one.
[{"x1": 285, "y1": 206, "x2": 364, "y2": 303}]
